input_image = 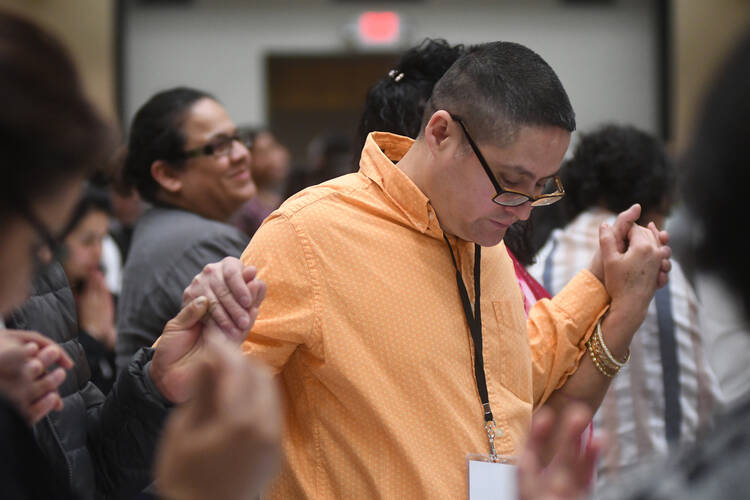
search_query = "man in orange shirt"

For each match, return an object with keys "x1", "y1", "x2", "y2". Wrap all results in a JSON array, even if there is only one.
[{"x1": 240, "y1": 41, "x2": 670, "y2": 498}]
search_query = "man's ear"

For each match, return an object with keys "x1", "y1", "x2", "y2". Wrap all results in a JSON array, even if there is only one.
[
  {"x1": 150, "y1": 160, "x2": 183, "y2": 194},
  {"x1": 423, "y1": 110, "x2": 459, "y2": 159}
]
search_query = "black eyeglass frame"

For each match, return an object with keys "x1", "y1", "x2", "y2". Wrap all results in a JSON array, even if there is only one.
[
  {"x1": 452, "y1": 116, "x2": 565, "y2": 207},
  {"x1": 178, "y1": 132, "x2": 254, "y2": 160},
  {"x1": 18, "y1": 205, "x2": 67, "y2": 264}
]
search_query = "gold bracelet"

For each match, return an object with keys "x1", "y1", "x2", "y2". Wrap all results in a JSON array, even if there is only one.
[
  {"x1": 586, "y1": 337, "x2": 617, "y2": 378},
  {"x1": 590, "y1": 328, "x2": 616, "y2": 373},
  {"x1": 589, "y1": 342, "x2": 616, "y2": 378},
  {"x1": 595, "y1": 317, "x2": 629, "y2": 368}
]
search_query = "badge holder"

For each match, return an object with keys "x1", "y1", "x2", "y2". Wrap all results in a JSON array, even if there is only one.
[{"x1": 466, "y1": 452, "x2": 517, "y2": 500}]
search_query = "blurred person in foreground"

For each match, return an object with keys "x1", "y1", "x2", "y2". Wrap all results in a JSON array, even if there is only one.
[
  {"x1": 115, "y1": 87, "x2": 256, "y2": 372},
  {"x1": 239, "y1": 40, "x2": 670, "y2": 498},
  {"x1": 0, "y1": 10, "x2": 278, "y2": 500},
  {"x1": 518, "y1": 24, "x2": 750, "y2": 500},
  {"x1": 528, "y1": 123, "x2": 722, "y2": 493},
  {"x1": 231, "y1": 128, "x2": 291, "y2": 237}
]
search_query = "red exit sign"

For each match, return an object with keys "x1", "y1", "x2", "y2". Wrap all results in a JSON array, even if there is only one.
[{"x1": 358, "y1": 11, "x2": 400, "y2": 45}]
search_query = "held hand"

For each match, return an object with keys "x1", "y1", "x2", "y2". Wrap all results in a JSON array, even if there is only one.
[
  {"x1": 0, "y1": 330, "x2": 73, "y2": 424},
  {"x1": 149, "y1": 296, "x2": 211, "y2": 403},
  {"x1": 588, "y1": 204, "x2": 641, "y2": 283},
  {"x1": 182, "y1": 257, "x2": 267, "y2": 342},
  {"x1": 599, "y1": 222, "x2": 670, "y2": 332},
  {"x1": 77, "y1": 271, "x2": 117, "y2": 350},
  {"x1": 517, "y1": 404, "x2": 603, "y2": 500},
  {"x1": 155, "y1": 334, "x2": 281, "y2": 500}
]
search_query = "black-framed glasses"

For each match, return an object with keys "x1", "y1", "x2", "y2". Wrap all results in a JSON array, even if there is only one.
[
  {"x1": 19, "y1": 206, "x2": 67, "y2": 265},
  {"x1": 179, "y1": 131, "x2": 254, "y2": 159},
  {"x1": 453, "y1": 116, "x2": 565, "y2": 207}
]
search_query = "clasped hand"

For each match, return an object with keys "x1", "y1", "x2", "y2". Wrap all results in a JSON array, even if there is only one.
[
  {"x1": 0, "y1": 329, "x2": 73, "y2": 425},
  {"x1": 150, "y1": 256, "x2": 267, "y2": 403}
]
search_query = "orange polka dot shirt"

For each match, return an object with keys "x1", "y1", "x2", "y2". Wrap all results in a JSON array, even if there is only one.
[{"x1": 241, "y1": 132, "x2": 609, "y2": 499}]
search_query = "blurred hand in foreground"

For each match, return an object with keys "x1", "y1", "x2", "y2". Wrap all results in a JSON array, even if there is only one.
[
  {"x1": 518, "y1": 404, "x2": 604, "y2": 500},
  {"x1": 155, "y1": 331, "x2": 281, "y2": 500},
  {"x1": 0, "y1": 329, "x2": 73, "y2": 424}
]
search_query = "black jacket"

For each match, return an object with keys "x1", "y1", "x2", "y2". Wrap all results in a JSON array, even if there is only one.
[
  {"x1": 0, "y1": 395, "x2": 77, "y2": 500},
  {"x1": 6, "y1": 262, "x2": 170, "y2": 500}
]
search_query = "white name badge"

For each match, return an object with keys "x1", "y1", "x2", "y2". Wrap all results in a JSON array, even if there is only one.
[{"x1": 467, "y1": 454, "x2": 518, "y2": 500}]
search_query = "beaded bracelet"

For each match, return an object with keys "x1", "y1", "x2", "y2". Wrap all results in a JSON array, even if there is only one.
[
  {"x1": 595, "y1": 318, "x2": 629, "y2": 368},
  {"x1": 586, "y1": 336, "x2": 617, "y2": 378}
]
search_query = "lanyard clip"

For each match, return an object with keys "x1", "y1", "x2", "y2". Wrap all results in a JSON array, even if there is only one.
[{"x1": 485, "y1": 420, "x2": 500, "y2": 462}]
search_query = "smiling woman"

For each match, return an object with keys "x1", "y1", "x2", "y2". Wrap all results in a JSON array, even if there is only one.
[{"x1": 115, "y1": 87, "x2": 255, "y2": 371}]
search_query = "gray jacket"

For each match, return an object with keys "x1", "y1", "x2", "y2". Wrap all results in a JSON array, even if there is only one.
[{"x1": 115, "y1": 206, "x2": 248, "y2": 372}]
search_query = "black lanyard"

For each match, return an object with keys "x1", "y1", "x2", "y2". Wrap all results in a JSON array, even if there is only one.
[{"x1": 443, "y1": 234, "x2": 494, "y2": 424}]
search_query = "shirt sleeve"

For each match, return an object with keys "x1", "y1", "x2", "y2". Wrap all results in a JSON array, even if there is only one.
[
  {"x1": 527, "y1": 269, "x2": 610, "y2": 407},
  {"x1": 240, "y1": 213, "x2": 320, "y2": 373}
]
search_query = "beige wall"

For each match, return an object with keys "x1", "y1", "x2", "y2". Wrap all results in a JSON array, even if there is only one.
[
  {"x1": 5, "y1": 0, "x2": 749, "y2": 149},
  {"x1": 125, "y1": 0, "x2": 660, "y2": 137},
  {"x1": 0, "y1": 0, "x2": 117, "y2": 121},
  {"x1": 672, "y1": 0, "x2": 750, "y2": 153}
]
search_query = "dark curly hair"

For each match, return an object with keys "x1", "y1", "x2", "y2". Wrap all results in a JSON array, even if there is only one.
[
  {"x1": 355, "y1": 38, "x2": 467, "y2": 156},
  {"x1": 559, "y1": 124, "x2": 675, "y2": 223},
  {"x1": 682, "y1": 28, "x2": 750, "y2": 317},
  {"x1": 123, "y1": 87, "x2": 215, "y2": 203}
]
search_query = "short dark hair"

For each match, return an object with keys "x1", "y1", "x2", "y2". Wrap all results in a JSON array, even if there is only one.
[
  {"x1": 682, "y1": 29, "x2": 750, "y2": 317},
  {"x1": 0, "y1": 11, "x2": 113, "y2": 220},
  {"x1": 123, "y1": 87, "x2": 215, "y2": 203},
  {"x1": 426, "y1": 41, "x2": 576, "y2": 145},
  {"x1": 356, "y1": 38, "x2": 466, "y2": 154},
  {"x1": 560, "y1": 124, "x2": 675, "y2": 221}
]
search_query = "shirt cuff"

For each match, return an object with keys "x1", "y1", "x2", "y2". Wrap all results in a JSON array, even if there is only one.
[
  {"x1": 551, "y1": 269, "x2": 610, "y2": 330},
  {"x1": 550, "y1": 269, "x2": 610, "y2": 391}
]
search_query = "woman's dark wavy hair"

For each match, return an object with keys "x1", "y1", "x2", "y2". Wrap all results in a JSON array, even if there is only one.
[
  {"x1": 0, "y1": 11, "x2": 113, "y2": 220},
  {"x1": 355, "y1": 38, "x2": 467, "y2": 156},
  {"x1": 123, "y1": 87, "x2": 214, "y2": 203},
  {"x1": 682, "y1": 28, "x2": 750, "y2": 317},
  {"x1": 559, "y1": 124, "x2": 675, "y2": 222}
]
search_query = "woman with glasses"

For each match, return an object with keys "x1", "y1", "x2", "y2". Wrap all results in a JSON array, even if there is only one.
[
  {"x1": 357, "y1": 38, "x2": 553, "y2": 315},
  {"x1": 115, "y1": 87, "x2": 256, "y2": 372}
]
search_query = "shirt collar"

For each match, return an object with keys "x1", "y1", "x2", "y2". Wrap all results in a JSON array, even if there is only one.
[{"x1": 359, "y1": 132, "x2": 442, "y2": 237}]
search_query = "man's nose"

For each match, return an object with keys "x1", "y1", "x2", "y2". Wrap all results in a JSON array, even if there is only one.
[{"x1": 505, "y1": 201, "x2": 533, "y2": 221}]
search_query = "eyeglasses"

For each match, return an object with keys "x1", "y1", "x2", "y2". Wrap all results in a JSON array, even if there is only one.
[
  {"x1": 179, "y1": 131, "x2": 254, "y2": 159},
  {"x1": 19, "y1": 206, "x2": 67, "y2": 265},
  {"x1": 452, "y1": 116, "x2": 565, "y2": 207}
]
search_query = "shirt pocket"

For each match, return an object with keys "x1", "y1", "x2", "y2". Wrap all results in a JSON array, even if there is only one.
[{"x1": 492, "y1": 300, "x2": 533, "y2": 403}]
